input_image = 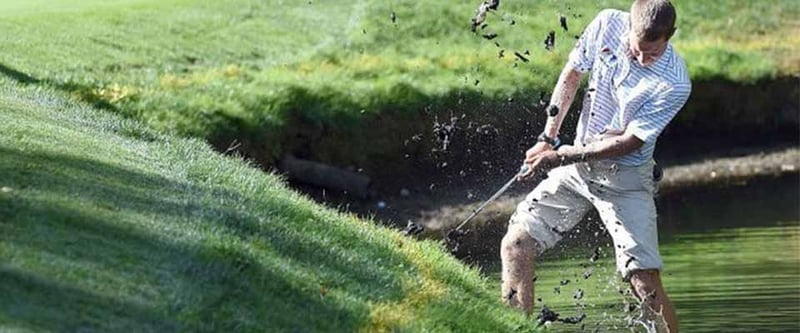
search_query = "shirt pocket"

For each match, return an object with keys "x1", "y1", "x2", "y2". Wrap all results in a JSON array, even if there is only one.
[{"x1": 595, "y1": 48, "x2": 618, "y2": 85}]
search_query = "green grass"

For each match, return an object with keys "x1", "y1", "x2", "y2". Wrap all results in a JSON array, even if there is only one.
[
  {"x1": 0, "y1": 0, "x2": 797, "y2": 162},
  {"x1": 0, "y1": 78, "x2": 538, "y2": 331},
  {"x1": 0, "y1": 2, "x2": 795, "y2": 331}
]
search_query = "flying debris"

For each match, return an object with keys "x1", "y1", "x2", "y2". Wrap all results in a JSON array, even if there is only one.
[
  {"x1": 546, "y1": 104, "x2": 560, "y2": 117},
  {"x1": 537, "y1": 306, "x2": 560, "y2": 325},
  {"x1": 560, "y1": 313, "x2": 586, "y2": 324},
  {"x1": 583, "y1": 268, "x2": 593, "y2": 279},
  {"x1": 573, "y1": 288, "x2": 584, "y2": 300},
  {"x1": 476, "y1": 124, "x2": 499, "y2": 136},
  {"x1": 402, "y1": 220, "x2": 424, "y2": 236},
  {"x1": 544, "y1": 30, "x2": 556, "y2": 51},
  {"x1": 560, "y1": 14, "x2": 569, "y2": 32},
  {"x1": 482, "y1": 32, "x2": 498, "y2": 40},
  {"x1": 513, "y1": 51, "x2": 529, "y2": 63},
  {"x1": 589, "y1": 247, "x2": 601, "y2": 262},
  {"x1": 432, "y1": 116, "x2": 459, "y2": 151},
  {"x1": 445, "y1": 228, "x2": 467, "y2": 253},
  {"x1": 505, "y1": 288, "x2": 517, "y2": 301},
  {"x1": 471, "y1": 0, "x2": 500, "y2": 31},
  {"x1": 625, "y1": 256, "x2": 638, "y2": 268}
]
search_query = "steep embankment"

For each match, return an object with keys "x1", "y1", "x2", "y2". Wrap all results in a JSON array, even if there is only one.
[{"x1": 0, "y1": 80, "x2": 537, "y2": 331}]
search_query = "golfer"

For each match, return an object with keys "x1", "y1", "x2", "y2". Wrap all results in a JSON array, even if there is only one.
[{"x1": 501, "y1": 1, "x2": 690, "y2": 332}]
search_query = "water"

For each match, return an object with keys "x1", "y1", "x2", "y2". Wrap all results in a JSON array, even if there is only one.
[{"x1": 489, "y1": 174, "x2": 800, "y2": 332}]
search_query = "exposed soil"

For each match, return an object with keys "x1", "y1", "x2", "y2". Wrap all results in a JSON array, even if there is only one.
[{"x1": 292, "y1": 145, "x2": 799, "y2": 240}]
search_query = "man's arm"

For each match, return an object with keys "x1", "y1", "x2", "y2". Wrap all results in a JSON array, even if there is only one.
[
  {"x1": 542, "y1": 66, "x2": 583, "y2": 140},
  {"x1": 522, "y1": 132, "x2": 644, "y2": 178},
  {"x1": 519, "y1": 9, "x2": 610, "y2": 179},
  {"x1": 557, "y1": 132, "x2": 644, "y2": 163},
  {"x1": 518, "y1": 65, "x2": 583, "y2": 179}
]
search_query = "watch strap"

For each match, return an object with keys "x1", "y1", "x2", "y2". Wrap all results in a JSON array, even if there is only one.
[{"x1": 537, "y1": 132, "x2": 561, "y2": 147}]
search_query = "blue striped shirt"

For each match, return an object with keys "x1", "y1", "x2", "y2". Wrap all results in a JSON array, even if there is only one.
[{"x1": 567, "y1": 9, "x2": 692, "y2": 166}]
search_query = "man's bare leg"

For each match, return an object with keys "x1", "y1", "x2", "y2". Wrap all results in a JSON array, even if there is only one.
[
  {"x1": 629, "y1": 270, "x2": 679, "y2": 333},
  {"x1": 500, "y1": 223, "x2": 538, "y2": 314}
]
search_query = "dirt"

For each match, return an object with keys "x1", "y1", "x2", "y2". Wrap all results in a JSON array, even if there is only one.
[{"x1": 292, "y1": 145, "x2": 799, "y2": 257}]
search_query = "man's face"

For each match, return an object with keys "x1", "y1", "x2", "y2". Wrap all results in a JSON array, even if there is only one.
[{"x1": 628, "y1": 32, "x2": 669, "y2": 67}]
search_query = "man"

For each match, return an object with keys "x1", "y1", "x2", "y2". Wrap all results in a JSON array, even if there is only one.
[{"x1": 500, "y1": 0, "x2": 690, "y2": 332}]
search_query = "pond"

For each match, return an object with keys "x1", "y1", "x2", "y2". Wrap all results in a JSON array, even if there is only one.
[{"x1": 480, "y1": 174, "x2": 799, "y2": 332}]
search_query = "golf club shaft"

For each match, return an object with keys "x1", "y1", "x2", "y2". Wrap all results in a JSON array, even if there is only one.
[{"x1": 454, "y1": 164, "x2": 529, "y2": 231}]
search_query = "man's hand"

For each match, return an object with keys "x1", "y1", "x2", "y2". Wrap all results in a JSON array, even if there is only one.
[{"x1": 517, "y1": 142, "x2": 559, "y2": 181}]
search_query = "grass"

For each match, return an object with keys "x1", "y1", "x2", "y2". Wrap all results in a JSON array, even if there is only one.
[
  {"x1": 0, "y1": 0, "x2": 797, "y2": 162},
  {"x1": 0, "y1": 3, "x2": 796, "y2": 331},
  {"x1": 0, "y1": 77, "x2": 538, "y2": 331}
]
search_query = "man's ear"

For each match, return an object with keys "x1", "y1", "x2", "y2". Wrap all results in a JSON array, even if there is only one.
[{"x1": 666, "y1": 27, "x2": 676, "y2": 40}]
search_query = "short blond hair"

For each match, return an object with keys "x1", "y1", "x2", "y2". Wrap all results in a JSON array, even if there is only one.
[{"x1": 630, "y1": 0, "x2": 677, "y2": 41}]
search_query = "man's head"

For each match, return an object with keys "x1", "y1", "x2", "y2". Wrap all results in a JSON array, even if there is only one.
[{"x1": 628, "y1": 0, "x2": 677, "y2": 66}]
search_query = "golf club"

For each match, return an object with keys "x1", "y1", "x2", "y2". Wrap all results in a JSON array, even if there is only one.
[{"x1": 445, "y1": 163, "x2": 532, "y2": 250}]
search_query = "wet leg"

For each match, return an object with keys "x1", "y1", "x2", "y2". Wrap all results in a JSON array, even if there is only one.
[
  {"x1": 500, "y1": 223, "x2": 538, "y2": 314},
  {"x1": 630, "y1": 270, "x2": 679, "y2": 333}
]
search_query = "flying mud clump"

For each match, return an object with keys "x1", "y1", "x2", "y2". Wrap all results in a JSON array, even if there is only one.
[
  {"x1": 471, "y1": 0, "x2": 500, "y2": 31},
  {"x1": 432, "y1": 116, "x2": 460, "y2": 152}
]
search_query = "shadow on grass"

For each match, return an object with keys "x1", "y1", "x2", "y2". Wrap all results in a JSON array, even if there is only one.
[
  {"x1": 0, "y1": 63, "x2": 39, "y2": 85},
  {"x1": 0, "y1": 146, "x2": 415, "y2": 331},
  {"x1": 0, "y1": 149, "x2": 378, "y2": 331},
  {"x1": 0, "y1": 196, "x2": 373, "y2": 331},
  {"x1": 0, "y1": 62, "x2": 119, "y2": 112},
  {"x1": 0, "y1": 265, "x2": 179, "y2": 331}
]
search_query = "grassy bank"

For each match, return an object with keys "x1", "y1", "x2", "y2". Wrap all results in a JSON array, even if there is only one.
[
  {"x1": 0, "y1": 0, "x2": 797, "y2": 162},
  {"x1": 0, "y1": 78, "x2": 537, "y2": 331}
]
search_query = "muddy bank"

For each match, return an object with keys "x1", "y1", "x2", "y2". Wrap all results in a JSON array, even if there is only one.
[
  {"x1": 272, "y1": 78, "x2": 798, "y2": 233},
  {"x1": 257, "y1": 77, "x2": 798, "y2": 188}
]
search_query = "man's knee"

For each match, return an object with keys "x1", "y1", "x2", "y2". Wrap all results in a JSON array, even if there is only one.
[{"x1": 501, "y1": 224, "x2": 538, "y2": 258}]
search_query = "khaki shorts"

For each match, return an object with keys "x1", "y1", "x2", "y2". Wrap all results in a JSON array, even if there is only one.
[{"x1": 509, "y1": 160, "x2": 661, "y2": 280}]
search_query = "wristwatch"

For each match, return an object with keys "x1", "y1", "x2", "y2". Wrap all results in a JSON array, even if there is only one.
[{"x1": 537, "y1": 132, "x2": 561, "y2": 147}]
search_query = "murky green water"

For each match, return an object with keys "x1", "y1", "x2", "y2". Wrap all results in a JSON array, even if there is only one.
[{"x1": 489, "y1": 174, "x2": 800, "y2": 332}]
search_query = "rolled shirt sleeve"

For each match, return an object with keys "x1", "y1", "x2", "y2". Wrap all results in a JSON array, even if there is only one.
[
  {"x1": 627, "y1": 83, "x2": 692, "y2": 144},
  {"x1": 568, "y1": 9, "x2": 613, "y2": 73}
]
